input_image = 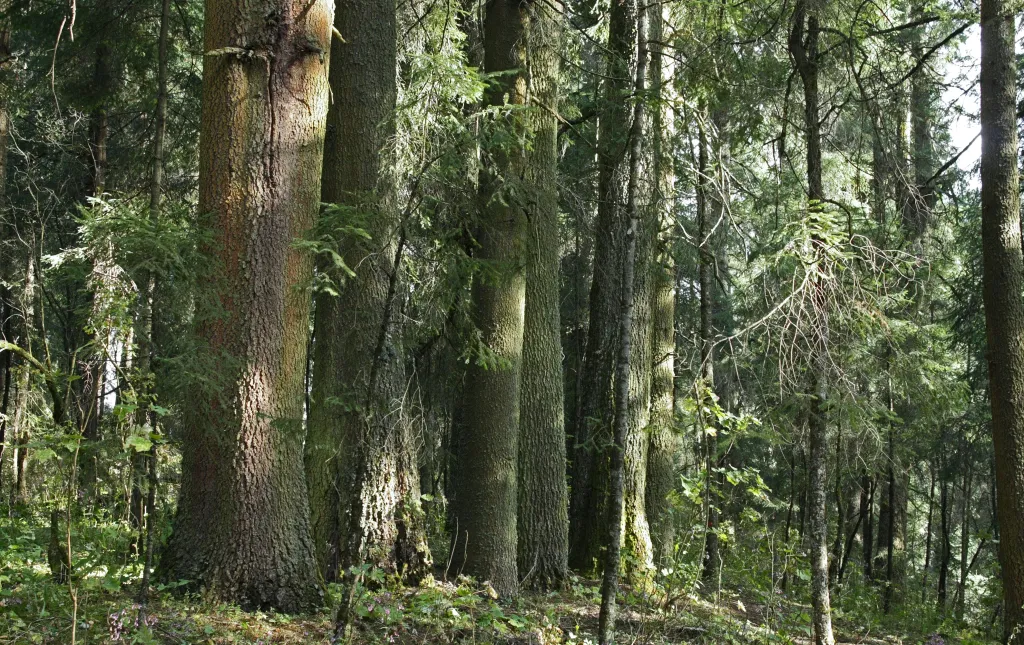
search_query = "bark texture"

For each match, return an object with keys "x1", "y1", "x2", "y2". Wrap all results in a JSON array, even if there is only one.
[
  {"x1": 159, "y1": 0, "x2": 331, "y2": 611},
  {"x1": 791, "y1": 1, "x2": 834, "y2": 642},
  {"x1": 645, "y1": 17, "x2": 677, "y2": 560},
  {"x1": 978, "y1": 0, "x2": 1024, "y2": 638},
  {"x1": 450, "y1": 0, "x2": 532, "y2": 597},
  {"x1": 517, "y1": 0, "x2": 569, "y2": 591},
  {"x1": 306, "y1": 0, "x2": 429, "y2": 584},
  {"x1": 568, "y1": 0, "x2": 639, "y2": 572}
]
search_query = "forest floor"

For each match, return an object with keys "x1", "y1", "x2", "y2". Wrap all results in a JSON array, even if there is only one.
[{"x1": 0, "y1": 568, "x2": 939, "y2": 645}]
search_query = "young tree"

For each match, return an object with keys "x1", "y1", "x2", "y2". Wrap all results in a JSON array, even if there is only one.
[
  {"x1": 978, "y1": 0, "x2": 1024, "y2": 638},
  {"x1": 159, "y1": 0, "x2": 331, "y2": 611},
  {"x1": 789, "y1": 0, "x2": 834, "y2": 642}
]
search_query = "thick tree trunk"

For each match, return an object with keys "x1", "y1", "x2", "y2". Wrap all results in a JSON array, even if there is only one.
[
  {"x1": 978, "y1": 0, "x2": 1024, "y2": 639},
  {"x1": 306, "y1": 0, "x2": 429, "y2": 585},
  {"x1": 644, "y1": 5, "x2": 677, "y2": 569},
  {"x1": 517, "y1": 0, "x2": 569, "y2": 591},
  {"x1": 450, "y1": 0, "x2": 538, "y2": 597},
  {"x1": 159, "y1": 0, "x2": 331, "y2": 611},
  {"x1": 568, "y1": 0, "x2": 639, "y2": 572}
]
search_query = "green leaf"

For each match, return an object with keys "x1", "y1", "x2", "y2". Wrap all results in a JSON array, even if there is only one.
[
  {"x1": 32, "y1": 448, "x2": 57, "y2": 463},
  {"x1": 126, "y1": 434, "x2": 153, "y2": 453}
]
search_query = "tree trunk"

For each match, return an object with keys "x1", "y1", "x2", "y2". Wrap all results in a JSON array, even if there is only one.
[
  {"x1": 158, "y1": 0, "x2": 331, "y2": 611},
  {"x1": 696, "y1": 112, "x2": 720, "y2": 589},
  {"x1": 568, "y1": 0, "x2": 640, "y2": 572},
  {"x1": 450, "y1": 0, "x2": 537, "y2": 597},
  {"x1": 979, "y1": 0, "x2": 1024, "y2": 638},
  {"x1": 922, "y1": 461, "x2": 935, "y2": 602},
  {"x1": 11, "y1": 226, "x2": 35, "y2": 505},
  {"x1": 938, "y1": 476, "x2": 950, "y2": 609},
  {"x1": 131, "y1": 0, "x2": 171, "y2": 556},
  {"x1": 517, "y1": 0, "x2": 569, "y2": 591},
  {"x1": 861, "y1": 471, "x2": 873, "y2": 579},
  {"x1": 598, "y1": 9, "x2": 646, "y2": 641},
  {"x1": 790, "y1": 1, "x2": 834, "y2": 641},
  {"x1": 644, "y1": 4, "x2": 677, "y2": 569},
  {"x1": 306, "y1": 0, "x2": 429, "y2": 585},
  {"x1": 955, "y1": 461, "x2": 973, "y2": 620}
]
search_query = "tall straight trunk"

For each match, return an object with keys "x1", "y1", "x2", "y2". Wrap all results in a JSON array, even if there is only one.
[
  {"x1": 450, "y1": 0, "x2": 536, "y2": 598},
  {"x1": 697, "y1": 114, "x2": 719, "y2": 586},
  {"x1": 517, "y1": 0, "x2": 569, "y2": 591},
  {"x1": 11, "y1": 226, "x2": 35, "y2": 504},
  {"x1": 790, "y1": 2, "x2": 834, "y2": 642},
  {"x1": 828, "y1": 426, "x2": 844, "y2": 587},
  {"x1": 979, "y1": 0, "x2": 1024, "y2": 638},
  {"x1": 598, "y1": 9, "x2": 646, "y2": 641},
  {"x1": 78, "y1": 40, "x2": 112, "y2": 501},
  {"x1": 861, "y1": 471, "x2": 874, "y2": 578},
  {"x1": 955, "y1": 462, "x2": 973, "y2": 620},
  {"x1": 938, "y1": 476, "x2": 950, "y2": 608},
  {"x1": 306, "y1": 0, "x2": 429, "y2": 585},
  {"x1": 0, "y1": 1, "x2": 11, "y2": 490},
  {"x1": 131, "y1": 0, "x2": 171, "y2": 553},
  {"x1": 568, "y1": 0, "x2": 640, "y2": 571},
  {"x1": 158, "y1": 0, "x2": 331, "y2": 611},
  {"x1": 922, "y1": 461, "x2": 935, "y2": 601},
  {"x1": 622, "y1": 95, "x2": 655, "y2": 582},
  {"x1": 644, "y1": 5, "x2": 676, "y2": 569}
]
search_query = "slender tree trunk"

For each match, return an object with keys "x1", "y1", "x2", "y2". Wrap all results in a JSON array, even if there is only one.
[
  {"x1": 922, "y1": 461, "x2": 936, "y2": 602},
  {"x1": 131, "y1": 0, "x2": 171, "y2": 556},
  {"x1": 517, "y1": 0, "x2": 569, "y2": 591},
  {"x1": 938, "y1": 477, "x2": 950, "y2": 609},
  {"x1": 0, "y1": 2, "x2": 11, "y2": 491},
  {"x1": 955, "y1": 461, "x2": 973, "y2": 620},
  {"x1": 978, "y1": 0, "x2": 1024, "y2": 638},
  {"x1": 790, "y1": 2, "x2": 834, "y2": 641},
  {"x1": 598, "y1": 10, "x2": 646, "y2": 641},
  {"x1": 697, "y1": 112, "x2": 719, "y2": 587},
  {"x1": 861, "y1": 471, "x2": 874, "y2": 579},
  {"x1": 158, "y1": 0, "x2": 331, "y2": 611},
  {"x1": 11, "y1": 226, "x2": 35, "y2": 505}
]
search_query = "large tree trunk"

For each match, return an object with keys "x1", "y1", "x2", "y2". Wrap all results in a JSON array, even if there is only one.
[
  {"x1": 306, "y1": 0, "x2": 429, "y2": 585},
  {"x1": 790, "y1": 1, "x2": 834, "y2": 642},
  {"x1": 517, "y1": 0, "x2": 569, "y2": 591},
  {"x1": 450, "y1": 0, "x2": 536, "y2": 597},
  {"x1": 978, "y1": 0, "x2": 1024, "y2": 638},
  {"x1": 622, "y1": 92, "x2": 655, "y2": 582},
  {"x1": 568, "y1": 0, "x2": 640, "y2": 572},
  {"x1": 159, "y1": 0, "x2": 331, "y2": 612},
  {"x1": 645, "y1": 8, "x2": 677, "y2": 561}
]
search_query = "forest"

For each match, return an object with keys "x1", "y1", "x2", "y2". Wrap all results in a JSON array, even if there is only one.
[{"x1": 0, "y1": 0, "x2": 1021, "y2": 642}]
